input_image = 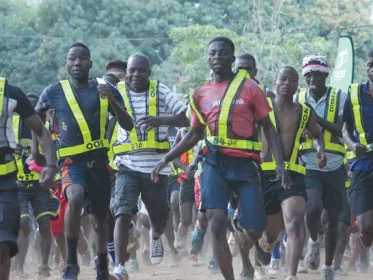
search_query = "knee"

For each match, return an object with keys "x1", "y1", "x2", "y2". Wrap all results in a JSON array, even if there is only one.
[
  {"x1": 19, "y1": 218, "x2": 31, "y2": 237},
  {"x1": 306, "y1": 204, "x2": 322, "y2": 220},
  {"x1": 38, "y1": 218, "x2": 51, "y2": 238},
  {"x1": 66, "y1": 186, "x2": 85, "y2": 211},
  {"x1": 0, "y1": 244, "x2": 10, "y2": 264},
  {"x1": 116, "y1": 214, "x2": 132, "y2": 226},
  {"x1": 285, "y1": 215, "x2": 303, "y2": 237},
  {"x1": 209, "y1": 216, "x2": 226, "y2": 239},
  {"x1": 246, "y1": 230, "x2": 263, "y2": 242},
  {"x1": 197, "y1": 212, "x2": 208, "y2": 231},
  {"x1": 91, "y1": 218, "x2": 107, "y2": 235},
  {"x1": 323, "y1": 218, "x2": 338, "y2": 233}
]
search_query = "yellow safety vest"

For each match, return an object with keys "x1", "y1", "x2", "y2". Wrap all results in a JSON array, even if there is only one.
[
  {"x1": 261, "y1": 98, "x2": 311, "y2": 175},
  {"x1": 57, "y1": 80, "x2": 109, "y2": 158},
  {"x1": 190, "y1": 70, "x2": 261, "y2": 152},
  {"x1": 345, "y1": 145, "x2": 355, "y2": 161},
  {"x1": 13, "y1": 115, "x2": 40, "y2": 182},
  {"x1": 259, "y1": 85, "x2": 268, "y2": 96},
  {"x1": 297, "y1": 87, "x2": 345, "y2": 155},
  {"x1": 0, "y1": 77, "x2": 17, "y2": 175},
  {"x1": 113, "y1": 80, "x2": 170, "y2": 155}
]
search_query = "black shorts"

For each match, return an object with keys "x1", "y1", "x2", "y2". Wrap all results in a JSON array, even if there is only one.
[
  {"x1": 0, "y1": 177, "x2": 20, "y2": 258},
  {"x1": 348, "y1": 170, "x2": 373, "y2": 216},
  {"x1": 112, "y1": 166, "x2": 169, "y2": 232},
  {"x1": 338, "y1": 189, "x2": 351, "y2": 225},
  {"x1": 305, "y1": 164, "x2": 345, "y2": 211},
  {"x1": 168, "y1": 175, "x2": 180, "y2": 195},
  {"x1": 18, "y1": 182, "x2": 60, "y2": 222},
  {"x1": 262, "y1": 170, "x2": 307, "y2": 215},
  {"x1": 179, "y1": 178, "x2": 195, "y2": 204}
]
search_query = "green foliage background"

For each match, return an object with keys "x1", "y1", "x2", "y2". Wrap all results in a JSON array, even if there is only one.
[{"x1": 1, "y1": 0, "x2": 372, "y2": 94}]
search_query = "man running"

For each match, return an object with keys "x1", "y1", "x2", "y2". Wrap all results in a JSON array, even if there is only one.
[
  {"x1": 294, "y1": 53, "x2": 347, "y2": 280},
  {"x1": 13, "y1": 93, "x2": 60, "y2": 278},
  {"x1": 257, "y1": 66, "x2": 326, "y2": 280},
  {"x1": 0, "y1": 77, "x2": 57, "y2": 280},
  {"x1": 111, "y1": 53, "x2": 188, "y2": 279},
  {"x1": 35, "y1": 42, "x2": 133, "y2": 280},
  {"x1": 151, "y1": 36, "x2": 289, "y2": 280},
  {"x1": 106, "y1": 60, "x2": 127, "y2": 82},
  {"x1": 342, "y1": 49, "x2": 373, "y2": 262},
  {"x1": 234, "y1": 53, "x2": 276, "y2": 98}
]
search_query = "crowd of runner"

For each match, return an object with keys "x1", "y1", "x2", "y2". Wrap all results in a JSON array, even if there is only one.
[{"x1": 0, "y1": 36, "x2": 372, "y2": 280}]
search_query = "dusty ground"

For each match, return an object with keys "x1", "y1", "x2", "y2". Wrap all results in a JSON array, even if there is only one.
[{"x1": 10, "y1": 250, "x2": 373, "y2": 280}]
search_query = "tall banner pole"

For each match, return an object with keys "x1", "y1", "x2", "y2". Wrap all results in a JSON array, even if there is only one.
[{"x1": 330, "y1": 34, "x2": 355, "y2": 92}]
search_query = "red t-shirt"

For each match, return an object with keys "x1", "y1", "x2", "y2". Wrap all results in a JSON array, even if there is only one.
[{"x1": 191, "y1": 77, "x2": 271, "y2": 161}]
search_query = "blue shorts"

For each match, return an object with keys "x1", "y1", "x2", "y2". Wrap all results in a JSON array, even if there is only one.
[{"x1": 200, "y1": 153, "x2": 266, "y2": 231}]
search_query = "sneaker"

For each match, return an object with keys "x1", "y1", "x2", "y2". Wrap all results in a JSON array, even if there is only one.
[
  {"x1": 356, "y1": 261, "x2": 369, "y2": 273},
  {"x1": 59, "y1": 262, "x2": 67, "y2": 274},
  {"x1": 127, "y1": 227, "x2": 140, "y2": 254},
  {"x1": 305, "y1": 238, "x2": 320, "y2": 270},
  {"x1": 112, "y1": 264, "x2": 129, "y2": 280},
  {"x1": 268, "y1": 258, "x2": 280, "y2": 274},
  {"x1": 95, "y1": 256, "x2": 118, "y2": 280},
  {"x1": 255, "y1": 241, "x2": 271, "y2": 266},
  {"x1": 77, "y1": 228, "x2": 88, "y2": 255},
  {"x1": 334, "y1": 267, "x2": 347, "y2": 276},
  {"x1": 150, "y1": 234, "x2": 164, "y2": 265},
  {"x1": 208, "y1": 257, "x2": 220, "y2": 274},
  {"x1": 197, "y1": 254, "x2": 205, "y2": 266},
  {"x1": 297, "y1": 260, "x2": 308, "y2": 274},
  {"x1": 15, "y1": 270, "x2": 29, "y2": 279},
  {"x1": 191, "y1": 227, "x2": 206, "y2": 253},
  {"x1": 321, "y1": 265, "x2": 334, "y2": 280},
  {"x1": 61, "y1": 264, "x2": 80, "y2": 280},
  {"x1": 141, "y1": 249, "x2": 152, "y2": 266},
  {"x1": 189, "y1": 254, "x2": 199, "y2": 267},
  {"x1": 127, "y1": 259, "x2": 139, "y2": 273},
  {"x1": 168, "y1": 252, "x2": 182, "y2": 267},
  {"x1": 37, "y1": 264, "x2": 52, "y2": 278},
  {"x1": 228, "y1": 232, "x2": 239, "y2": 258},
  {"x1": 174, "y1": 230, "x2": 188, "y2": 249}
]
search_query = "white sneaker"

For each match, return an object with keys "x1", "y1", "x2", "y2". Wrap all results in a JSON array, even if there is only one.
[
  {"x1": 321, "y1": 265, "x2": 334, "y2": 280},
  {"x1": 112, "y1": 264, "x2": 129, "y2": 280},
  {"x1": 168, "y1": 252, "x2": 182, "y2": 267},
  {"x1": 297, "y1": 259, "x2": 309, "y2": 274},
  {"x1": 268, "y1": 258, "x2": 280, "y2": 274},
  {"x1": 174, "y1": 230, "x2": 188, "y2": 249},
  {"x1": 305, "y1": 238, "x2": 320, "y2": 270},
  {"x1": 150, "y1": 231, "x2": 164, "y2": 265},
  {"x1": 228, "y1": 232, "x2": 239, "y2": 258}
]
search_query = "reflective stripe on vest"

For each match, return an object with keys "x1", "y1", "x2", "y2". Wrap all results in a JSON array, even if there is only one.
[
  {"x1": 261, "y1": 98, "x2": 310, "y2": 175},
  {"x1": 345, "y1": 180, "x2": 351, "y2": 188},
  {"x1": 170, "y1": 161, "x2": 179, "y2": 176},
  {"x1": 113, "y1": 80, "x2": 170, "y2": 155},
  {"x1": 298, "y1": 87, "x2": 345, "y2": 155},
  {"x1": 177, "y1": 149, "x2": 194, "y2": 174},
  {"x1": 58, "y1": 80, "x2": 109, "y2": 157},
  {"x1": 0, "y1": 78, "x2": 17, "y2": 175},
  {"x1": 351, "y1": 84, "x2": 368, "y2": 145},
  {"x1": 190, "y1": 70, "x2": 262, "y2": 152},
  {"x1": 13, "y1": 115, "x2": 40, "y2": 181},
  {"x1": 259, "y1": 84, "x2": 267, "y2": 96}
]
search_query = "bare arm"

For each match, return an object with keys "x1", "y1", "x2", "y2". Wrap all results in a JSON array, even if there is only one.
[
  {"x1": 137, "y1": 112, "x2": 190, "y2": 130},
  {"x1": 342, "y1": 122, "x2": 367, "y2": 157},
  {"x1": 24, "y1": 114, "x2": 57, "y2": 187},
  {"x1": 316, "y1": 115, "x2": 343, "y2": 138},
  {"x1": 151, "y1": 126, "x2": 204, "y2": 181},
  {"x1": 306, "y1": 111, "x2": 326, "y2": 168}
]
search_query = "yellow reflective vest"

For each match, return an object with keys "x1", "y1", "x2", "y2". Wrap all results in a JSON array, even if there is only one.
[
  {"x1": 297, "y1": 87, "x2": 345, "y2": 155},
  {"x1": 190, "y1": 70, "x2": 261, "y2": 153},
  {"x1": 261, "y1": 98, "x2": 311, "y2": 175},
  {"x1": 113, "y1": 80, "x2": 170, "y2": 155}
]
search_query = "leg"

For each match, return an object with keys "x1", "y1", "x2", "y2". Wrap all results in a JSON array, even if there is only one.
[
  {"x1": 164, "y1": 212, "x2": 182, "y2": 267},
  {"x1": 14, "y1": 217, "x2": 30, "y2": 274},
  {"x1": 55, "y1": 231, "x2": 67, "y2": 263},
  {"x1": 282, "y1": 196, "x2": 306, "y2": 277},
  {"x1": 168, "y1": 175, "x2": 180, "y2": 230},
  {"x1": 207, "y1": 209, "x2": 234, "y2": 280},
  {"x1": 305, "y1": 187, "x2": 323, "y2": 242},
  {"x1": 37, "y1": 216, "x2": 53, "y2": 266},
  {"x1": 0, "y1": 244, "x2": 11, "y2": 280}
]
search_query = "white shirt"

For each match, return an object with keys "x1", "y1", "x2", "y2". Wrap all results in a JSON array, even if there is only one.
[{"x1": 114, "y1": 82, "x2": 187, "y2": 174}]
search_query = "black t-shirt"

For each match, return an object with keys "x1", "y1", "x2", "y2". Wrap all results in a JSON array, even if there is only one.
[{"x1": 36, "y1": 79, "x2": 125, "y2": 166}]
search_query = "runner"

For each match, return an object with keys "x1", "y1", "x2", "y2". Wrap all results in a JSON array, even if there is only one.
[
  {"x1": 111, "y1": 53, "x2": 188, "y2": 279},
  {"x1": 35, "y1": 42, "x2": 133, "y2": 280},
  {"x1": 234, "y1": 53, "x2": 276, "y2": 98},
  {"x1": 294, "y1": 53, "x2": 347, "y2": 280},
  {"x1": 342, "y1": 49, "x2": 373, "y2": 267},
  {"x1": 0, "y1": 77, "x2": 57, "y2": 280},
  {"x1": 13, "y1": 94, "x2": 60, "y2": 278},
  {"x1": 257, "y1": 66, "x2": 326, "y2": 280},
  {"x1": 151, "y1": 36, "x2": 290, "y2": 280},
  {"x1": 106, "y1": 60, "x2": 127, "y2": 82}
]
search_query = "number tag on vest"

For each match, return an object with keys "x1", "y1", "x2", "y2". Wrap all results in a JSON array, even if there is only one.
[
  {"x1": 86, "y1": 140, "x2": 105, "y2": 150},
  {"x1": 212, "y1": 137, "x2": 237, "y2": 147},
  {"x1": 300, "y1": 106, "x2": 310, "y2": 129},
  {"x1": 131, "y1": 142, "x2": 143, "y2": 150}
]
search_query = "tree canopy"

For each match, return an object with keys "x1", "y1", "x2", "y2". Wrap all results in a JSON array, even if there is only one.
[{"x1": 1, "y1": 0, "x2": 372, "y2": 94}]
